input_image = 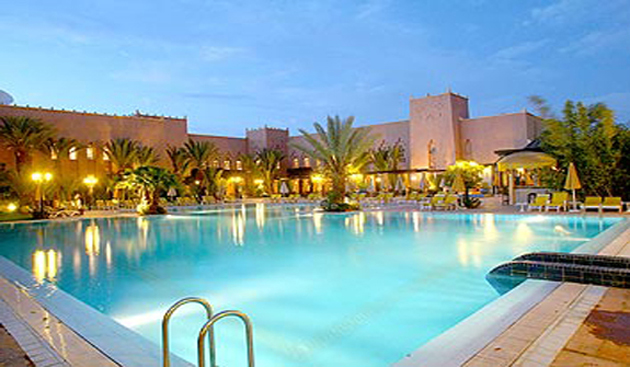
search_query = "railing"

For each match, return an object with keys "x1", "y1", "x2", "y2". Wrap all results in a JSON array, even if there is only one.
[{"x1": 162, "y1": 297, "x2": 216, "y2": 367}]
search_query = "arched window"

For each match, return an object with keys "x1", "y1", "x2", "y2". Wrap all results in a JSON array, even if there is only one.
[
  {"x1": 224, "y1": 160, "x2": 231, "y2": 170},
  {"x1": 86, "y1": 145, "x2": 95, "y2": 160},
  {"x1": 304, "y1": 157, "x2": 310, "y2": 167},
  {"x1": 69, "y1": 147, "x2": 78, "y2": 161},
  {"x1": 50, "y1": 149, "x2": 58, "y2": 160},
  {"x1": 464, "y1": 139, "x2": 473, "y2": 160},
  {"x1": 213, "y1": 160, "x2": 219, "y2": 168},
  {"x1": 236, "y1": 160, "x2": 243, "y2": 170},
  {"x1": 293, "y1": 158, "x2": 299, "y2": 168}
]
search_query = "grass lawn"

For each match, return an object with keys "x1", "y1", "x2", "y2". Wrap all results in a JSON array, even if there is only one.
[{"x1": 0, "y1": 212, "x2": 32, "y2": 222}]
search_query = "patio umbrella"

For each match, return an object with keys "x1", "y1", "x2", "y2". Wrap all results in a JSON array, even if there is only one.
[
  {"x1": 367, "y1": 178, "x2": 375, "y2": 193},
  {"x1": 452, "y1": 172, "x2": 466, "y2": 193},
  {"x1": 418, "y1": 173, "x2": 427, "y2": 191},
  {"x1": 394, "y1": 175, "x2": 405, "y2": 193},
  {"x1": 280, "y1": 181, "x2": 290, "y2": 195},
  {"x1": 167, "y1": 187, "x2": 177, "y2": 198},
  {"x1": 564, "y1": 162, "x2": 582, "y2": 210}
]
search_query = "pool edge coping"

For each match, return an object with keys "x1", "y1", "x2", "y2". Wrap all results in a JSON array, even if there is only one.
[
  {"x1": 392, "y1": 217, "x2": 630, "y2": 367},
  {"x1": 0, "y1": 257, "x2": 194, "y2": 367}
]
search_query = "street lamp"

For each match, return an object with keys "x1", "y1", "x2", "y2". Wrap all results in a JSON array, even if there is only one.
[
  {"x1": 32, "y1": 171, "x2": 53, "y2": 212},
  {"x1": 83, "y1": 175, "x2": 98, "y2": 209}
]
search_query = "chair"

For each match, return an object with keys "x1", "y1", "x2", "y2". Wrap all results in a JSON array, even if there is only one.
[
  {"x1": 601, "y1": 197, "x2": 623, "y2": 213},
  {"x1": 546, "y1": 192, "x2": 569, "y2": 212},
  {"x1": 421, "y1": 195, "x2": 444, "y2": 210},
  {"x1": 581, "y1": 197, "x2": 602, "y2": 212},
  {"x1": 527, "y1": 194, "x2": 549, "y2": 212},
  {"x1": 434, "y1": 195, "x2": 458, "y2": 210}
]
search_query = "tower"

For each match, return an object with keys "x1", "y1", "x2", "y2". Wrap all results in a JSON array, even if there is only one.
[{"x1": 408, "y1": 92, "x2": 469, "y2": 170}]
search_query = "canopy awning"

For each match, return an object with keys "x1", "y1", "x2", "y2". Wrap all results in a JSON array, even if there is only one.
[{"x1": 497, "y1": 151, "x2": 557, "y2": 172}]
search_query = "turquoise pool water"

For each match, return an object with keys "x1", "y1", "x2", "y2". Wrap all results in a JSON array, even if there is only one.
[{"x1": 0, "y1": 206, "x2": 621, "y2": 367}]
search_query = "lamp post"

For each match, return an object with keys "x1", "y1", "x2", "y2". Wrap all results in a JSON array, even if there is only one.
[
  {"x1": 32, "y1": 172, "x2": 53, "y2": 213},
  {"x1": 83, "y1": 175, "x2": 98, "y2": 209}
]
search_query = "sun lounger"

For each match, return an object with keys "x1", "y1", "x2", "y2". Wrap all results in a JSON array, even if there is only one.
[
  {"x1": 546, "y1": 192, "x2": 569, "y2": 212},
  {"x1": 601, "y1": 197, "x2": 623, "y2": 213},
  {"x1": 528, "y1": 195, "x2": 549, "y2": 212},
  {"x1": 581, "y1": 197, "x2": 602, "y2": 212},
  {"x1": 434, "y1": 195, "x2": 458, "y2": 210},
  {"x1": 421, "y1": 195, "x2": 444, "y2": 210}
]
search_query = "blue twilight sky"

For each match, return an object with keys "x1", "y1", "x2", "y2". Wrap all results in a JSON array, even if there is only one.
[{"x1": 1, "y1": 0, "x2": 629, "y2": 136}]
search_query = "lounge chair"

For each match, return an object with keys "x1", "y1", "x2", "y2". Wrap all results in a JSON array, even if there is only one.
[
  {"x1": 581, "y1": 197, "x2": 602, "y2": 212},
  {"x1": 421, "y1": 195, "x2": 444, "y2": 210},
  {"x1": 546, "y1": 192, "x2": 569, "y2": 212},
  {"x1": 601, "y1": 197, "x2": 623, "y2": 213},
  {"x1": 434, "y1": 195, "x2": 458, "y2": 210},
  {"x1": 527, "y1": 195, "x2": 549, "y2": 212}
]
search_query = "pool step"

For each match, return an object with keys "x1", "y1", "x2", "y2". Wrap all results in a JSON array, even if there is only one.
[
  {"x1": 486, "y1": 252, "x2": 630, "y2": 294},
  {"x1": 162, "y1": 297, "x2": 255, "y2": 367}
]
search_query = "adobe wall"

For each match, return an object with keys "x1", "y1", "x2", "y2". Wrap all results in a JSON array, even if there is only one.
[
  {"x1": 460, "y1": 112, "x2": 541, "y2": 164},
  {"x1": 0, "y1": 105, "x2": 188, "y2": 175},
  {"x1": 409, "y1": 93, "x2": 469, "y2": 170},
  {"x1": 188, "y1": 134, "x2": 248, "y2": 159}
]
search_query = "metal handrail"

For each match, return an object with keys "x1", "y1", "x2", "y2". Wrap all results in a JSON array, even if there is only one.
[
  {"x1": 162, "y1": 297, "x2": 217, "y2": 367},
  {"x1": 197, "y1": 310, "x2": 255, "y2": 367}
]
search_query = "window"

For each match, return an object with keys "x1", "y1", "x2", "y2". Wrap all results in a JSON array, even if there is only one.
[
  {"x1": 224, "y1": 160, "x2": 231, "y2": 170},
  {"x1": 293, "y1": 158, "x2": 299, "y2": 168},
  {"x1": 304, "y1": 157, "x2": 310, "y2": 167},
  {"x1": 86, "y1": 146, "x2": 94, "y2": 160},
  {"x1": 69, "y1": 147, "x2": 77, "y2": 161},
  {"x1": 103, "y1": 149, "x2": 110, "y2": 161},
  {"x1": 276, "y1": 162, "x2": 281, "y2": 170},
  {"x1": 213, "y1": 160, "x2": 219, "y2": 168},
  {"x1": 50, "y1": 149, "x2": 58, "y2": 160},
  {"x1": 236, "y1": 160, "x2": 243, "y2": 170}
]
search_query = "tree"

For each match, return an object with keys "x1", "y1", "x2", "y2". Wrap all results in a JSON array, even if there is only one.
[
  {"x1": 135, "y1": 145, "x2": 160, "y2": 168},
  {"x1": 293, "y1": 116, "x2": 375, "y2": 204},
  {"x1": 119, "y1": 166, "x2": 177, "y2": 214},
  {"x1": 166, "y1": 145, "x2": 190, "y2": 178},
  {"x1": 41, "y1": 137, "x2": 84, "y2": 173},
  {"x1": 254, "y1": 148, "x2": 284, "y2": 195},
  {"x1": 237, "y1": 153, "x2": 259, "y2": 196},
  {"x1": 183, "y1": 139, "x2": 218, "y2": 171},
  {"x1": 0, "y1": 116, "x2": 56, "y2": 173},
  {"x1": 530, "y1": 96, "x2": 627, "y2": 197},
  {"x1": 443, "y1": 160, "x2": 484, "y2": 205},
  {"x1": 104, "y1": 138, "x2": 139, "y2": 174},
  {"x1": 369, "y1": 140, "x2": 405, "y2": 190}
]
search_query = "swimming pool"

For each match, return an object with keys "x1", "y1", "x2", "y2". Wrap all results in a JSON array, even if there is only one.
[{"x1": 0, "y1": 206, "x2": 622, "y2": 366}]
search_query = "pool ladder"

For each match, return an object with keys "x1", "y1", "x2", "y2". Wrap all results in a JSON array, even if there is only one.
[{"x1": 162, "y1": 297, "x2": 255, "y2": 367}]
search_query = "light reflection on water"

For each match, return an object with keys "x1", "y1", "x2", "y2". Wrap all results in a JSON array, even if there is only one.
[{"x1": 0, "y1": 206, "x2": 622, "y2": 367}]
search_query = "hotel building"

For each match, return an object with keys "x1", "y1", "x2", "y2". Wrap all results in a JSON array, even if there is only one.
[{"x1": 0, "y1": 91, "x2": 541, "y2": 190}]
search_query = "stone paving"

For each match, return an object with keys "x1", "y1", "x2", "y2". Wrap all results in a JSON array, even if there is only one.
[
  {"x1": 0, "y1": 325, "x2": 33, "y2": 367},
  {"x1": 551, "y1": 287, "x2": 630, "y2": 366}
]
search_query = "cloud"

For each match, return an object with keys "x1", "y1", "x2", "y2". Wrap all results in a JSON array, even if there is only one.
[
  {"x1": 200, "y1": 46, "x2": 246, "y2": 62},
  {"x1": 528, "y1": 0, "x2": 586, "y2": 24},
  {"x1": 492, "y1": 39, "x2": 549, "y2": 61},
  {"x1": 561, "y1": 29, "x2": 630, "y2": 55}
]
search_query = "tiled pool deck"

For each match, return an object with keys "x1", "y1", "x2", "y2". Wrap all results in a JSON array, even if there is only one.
[{"x1": 0, "y1": 204, "x2": 628, "y2": 367}]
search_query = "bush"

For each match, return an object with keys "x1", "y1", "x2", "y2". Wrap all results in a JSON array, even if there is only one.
[{"x1": 461, "y1": 196, "x2": 481, "y2": 209}]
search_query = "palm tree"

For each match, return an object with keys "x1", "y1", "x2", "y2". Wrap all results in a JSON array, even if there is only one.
[
  {"x1": 135, "y1": 145, "x2": 160, "y2": 168},
  {"x1": 237, "y1": 153, "x2": 259, "y2": 196},
  {"x1": 0, "y1": 116, "x2": 56, "y2": 173},
  {"x1": 166, "y1": 145, "x2": 190, "y2": 178},
  {"x1": 255, "y1": 148, "x2": 285, "y2": 194},
  {"x1": 119, "y1": 166, "x2": 177, "y2": 214},
  {"x1": 293, "y1": 116, "x2": 375, "y2": 203},
  {"x1": 369, "y1": 141, "x2": 405, "y2": 190},
  {"x1": 183, "y1": 139, "x2": 219, "y2": 171},
  {"x1": 104, "y1": 138, "x2": 139, "y2": 174},
  {"x1": 41, "y1": 137, "x2": 84, "y2": 173},
  {"x1": 201, "y1": 167, "x2": 224, "y2": 199}
]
